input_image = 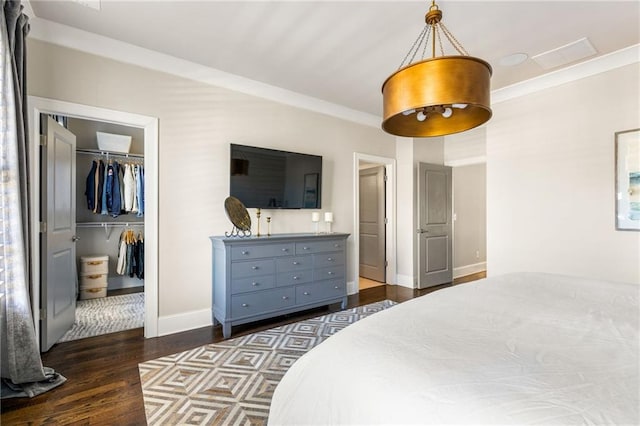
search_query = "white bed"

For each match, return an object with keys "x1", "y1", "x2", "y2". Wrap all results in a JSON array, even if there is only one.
[{"x1": 268, "y1": 273, "x2": 639, "y2": 425}]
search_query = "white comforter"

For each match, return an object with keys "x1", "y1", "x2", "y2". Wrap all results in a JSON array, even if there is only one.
[{"x1": 268, "y1": 273, "x2": 639, "y2": 425}]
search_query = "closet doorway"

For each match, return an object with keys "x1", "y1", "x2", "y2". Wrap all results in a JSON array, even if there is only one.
[{"x1": 28, "y1": 97, "x2": 159, "y2": 351}]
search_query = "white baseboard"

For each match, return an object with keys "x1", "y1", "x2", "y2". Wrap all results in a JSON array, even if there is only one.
[
  {"x1": 107, "y1": 279, "x2": 144, "y2": 291},
  {"x1": 158, "y1": 308, "x2": 212, "y2": 337},
  {"x1": 395, "y1": 274, "x2": 415, "y2": 289},
  {"x1": 453, "y1": 262, "x2": 487, "y2": 279}
]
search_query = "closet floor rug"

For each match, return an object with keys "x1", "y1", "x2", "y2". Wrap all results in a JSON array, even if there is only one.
[
  {"x1": 138, "y1": 300, "x2": 397, "y2": 426},
  {"x1": 58, "y1": 292, "x2": 145, "y2": 343}
]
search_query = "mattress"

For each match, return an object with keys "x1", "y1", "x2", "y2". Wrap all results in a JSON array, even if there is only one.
[{"x1": 268, "y1": 273, "x2": 639, "y2": 425}]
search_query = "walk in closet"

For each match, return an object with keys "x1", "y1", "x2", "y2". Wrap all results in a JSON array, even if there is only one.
[{"x1": 45, "y1": 115, "x2": 146, "y2": 344}]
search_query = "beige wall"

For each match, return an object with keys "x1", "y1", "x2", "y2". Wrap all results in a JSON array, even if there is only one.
[
  {"x1": 28, "y1": 40, "x2": 396, "y2": 318},
  {"x1": 487, "y1": 63, "x2": 640, "y2": 284},
  {"x1": 453, "y1": 163, "x2": 486, "y2": 269},
  {"x1": 395, "y1": 136, "x2": 445, "y2": 287}
]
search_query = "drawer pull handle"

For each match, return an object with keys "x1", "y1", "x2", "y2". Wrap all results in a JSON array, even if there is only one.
[
  {"x1": 252, "y1": 266, "x2": 259, "y2": 270},
  {"x1": 87, "y1": 261, "x2": 104, "y2": 265},
  {"x1": 281, "y1": 248, "x2": 288, "y2": 252},
  {"x1": 293, "y1": 276, "x2": 299, "y2": 280},
  {"x1": 242, "y1": 303, "x2": 249, "y2": 307},
  {"x1": 87, "y1": 274, "x2": 102, "y2": 279},
  {"x1": 282, "y1": 296, "x2": 288, "y2": 300},
  {"x1": 334, "y1": 244, "x2": 340, "y2": 248},
  {"x1": 293, "y1": 261, "x2": 299, "y2": 265},
  {"x1": 327, "y1": 257, "x2": 333, "y2": 261},
  {"x1": 327, "y1": 271, "x2": 334, "y2": 275},
  {"x1": 334, "y1": 285, "x2": 339, "y2": 289},
  {"x1": 241, "y1": 251, "x2": 248, "y2": 255},
  {"x1": 252, "y1": 282, "x2": 259, "y2": 286},
  {"x1": 303, "y1": 291, "x2": 310, "y2": 295},
  {"x1": 302, "y1": 246, "x2": 309, "y2": 250}
]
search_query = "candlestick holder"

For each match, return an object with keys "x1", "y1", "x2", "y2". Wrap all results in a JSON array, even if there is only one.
[
  {"x1": 256, "y1": 208, "x2": 262, "y2": 237},
  {"x1": 311, "y1": 211, "x2": 320, "y2": 234},
  {"x1": 324, "y1": 211, "x2": 334, "y2": 234}
]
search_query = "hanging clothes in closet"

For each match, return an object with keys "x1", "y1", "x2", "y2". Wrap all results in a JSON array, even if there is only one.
[
  {"x1": 116, "y1": 229, "x2": 144, "y2": 279},
  {"x1": 84, "y1": 158, "x2": 144, "y2": 217}
]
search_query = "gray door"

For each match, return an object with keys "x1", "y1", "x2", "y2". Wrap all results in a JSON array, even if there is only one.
[
  {"x1": 41, "y1": 116, "x2": 77, "y2": 351},
  {"x1": 359, "y1": 165, "x2": 386, "y2": 282},
  {"x1": 417, "y1": 162, "x2": 452, "y2": 288}
]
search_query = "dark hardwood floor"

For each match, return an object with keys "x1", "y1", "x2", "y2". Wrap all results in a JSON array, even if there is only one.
[{"x1": 1, "y1": 272, "x2": 485, "y2": 425}]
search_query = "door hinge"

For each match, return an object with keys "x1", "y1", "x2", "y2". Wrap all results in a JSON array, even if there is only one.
[
  {"x1": 383, "y1": 174, "x2": 388, "y2": 182},
  {"x1": 39, "y1": 222, "x2": 47, "y2": 233},
  {"x1": 39, "y1": 135, "x2": 47, "y2": 146},
  {"x1": 384, "y1": 217, "x2": 388, "y2": 224},
  {"x1": 385, "y1": 260, "x2": 388, "y2": 267},
  {"x1": 39, "y1": 308, "x2": 46, "y2": 319}
]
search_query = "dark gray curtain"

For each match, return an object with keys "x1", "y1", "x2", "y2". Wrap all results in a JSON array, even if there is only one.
[{"x1": 0, "y1": 0, "x2": 66, "y2": 398}]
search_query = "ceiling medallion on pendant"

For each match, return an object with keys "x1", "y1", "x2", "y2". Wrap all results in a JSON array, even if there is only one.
[{"x1": 381, "y1": 1, "x2": 492, "y2": 137}]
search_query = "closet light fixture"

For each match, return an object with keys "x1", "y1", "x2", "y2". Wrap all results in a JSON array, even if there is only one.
[{"x1": 381, "y1": 0, "x2": 492, "y2": 137}]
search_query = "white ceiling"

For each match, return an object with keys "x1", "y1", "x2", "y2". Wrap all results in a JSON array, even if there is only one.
[{"x1": 28, "y1": 1, "x2": 640, "y2": 117}]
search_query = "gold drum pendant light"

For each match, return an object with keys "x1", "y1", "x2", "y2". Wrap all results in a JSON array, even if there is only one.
[{"x1": 382, "y1": 1, "x2": 492, "y2": 137}]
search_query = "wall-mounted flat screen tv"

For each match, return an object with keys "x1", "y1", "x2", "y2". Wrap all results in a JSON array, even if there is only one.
[{"x1": 230, "y1": 144, "x2": 322, "y2": 209}]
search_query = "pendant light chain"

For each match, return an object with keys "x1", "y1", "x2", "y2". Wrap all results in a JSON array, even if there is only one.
[
  {"x1": 439, "y1": 22, "x2": 469, "y2": 56},
  {"x1": 397, "y1": 20, "x2": 468, "y2": 70},
  {"x1": 398, "y1": 25, "x2": 430, "y2": 69},
  {"x1": 420, "y1": 28, "x2": 431, "y2": 61}
]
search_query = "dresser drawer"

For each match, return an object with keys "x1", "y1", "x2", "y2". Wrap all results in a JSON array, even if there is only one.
[
  {"x1": 296, "y1": 280, "x2": 346, "y2": 305},
  {"x1": 313, "y1": 252, "x2": 345, "y2": 268},
  {"x1": 295, "y1": 239, "x2": 345, "y2": 255},
  {"x1": 231, "y1": 275, "x2": 276, "y2": 295},
  {"x1": 276, "y1": 256, "x2": 313, "y2": 273},
  {"x1": 231, "y1": 288, "x2": 295, "y2": 318},
  {"x1": 314, "y1": 265, "x2": 345, "y2": 281},
  {"x1": 277, "y1": 270, "x2": 313, "y2": 287},
  {"x1": 231, "y1": 259, "x2": 275, "y2": 278},
  {"x1": 231, "y1": 243, "x2": 294, "y2": 260}
]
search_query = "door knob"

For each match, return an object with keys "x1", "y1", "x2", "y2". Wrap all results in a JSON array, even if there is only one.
[{"x1": 72, "y1": 235, "x2": 80, "y2": 242}]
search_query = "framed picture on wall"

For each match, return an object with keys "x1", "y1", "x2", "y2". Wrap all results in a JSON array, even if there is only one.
[
  {"x1": 615, "y1": 128, "x2": 640, "y2": 231},
  {"x1": 303, "y1": 173, "x2": 319, "y2": 208}
]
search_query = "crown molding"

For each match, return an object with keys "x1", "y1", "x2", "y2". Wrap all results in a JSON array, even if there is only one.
[
  {"x1": 445, "y1": 156, "x2": 486, "y2": 167},
  {"x1": 28, "y1": 15, "x2": 639, "y2": 121},
  {"x1": 28, "y1": 17, "x2": 381, "y2": 128},
  {"x1": 492, "y1": 44, "x2": 640, "y2": 104}
]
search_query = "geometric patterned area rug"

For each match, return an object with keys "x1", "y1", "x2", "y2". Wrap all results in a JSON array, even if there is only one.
[
  {"x1": 58, "y1": 292, "x2": 144, "y2": 343},
  {"x1": 139, "y1": 300, "x2": 397, "y2": 425}
]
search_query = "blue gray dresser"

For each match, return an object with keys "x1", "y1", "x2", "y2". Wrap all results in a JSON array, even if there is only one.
[{"x1": 210, "y1": 233, "x2": 349, "y2": 338}]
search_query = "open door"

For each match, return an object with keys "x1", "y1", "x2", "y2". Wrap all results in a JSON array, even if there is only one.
[
  {"x1": 40, "y1": 116, "x2": 77, "y2": 351},
  {"x1": 359, "y1": 165, "x2": 386, "y2": 282},
  {"x1": 417, "y1": 162, "x2": 452, "y2": 288}
]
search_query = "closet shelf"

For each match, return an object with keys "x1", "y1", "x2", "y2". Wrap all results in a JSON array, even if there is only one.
[
  {"x1": 77, "y1": 222, "x2": 144, "y2": 241},
  {"x1": 76, "y1": 148, "x2": 144, "y2": 159},
  {"x1": 77, "y1": 222, "x2": 144, "y2": 227}
]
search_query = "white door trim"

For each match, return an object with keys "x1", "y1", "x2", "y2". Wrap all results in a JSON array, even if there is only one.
[
  {"x1": 352, "y1": 153, "x2": 397, "y2": 293},
  {"x1": 28, "y1": 96, "x2": 159, "y2": 347}
]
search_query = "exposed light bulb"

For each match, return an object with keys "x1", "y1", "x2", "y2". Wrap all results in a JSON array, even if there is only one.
[
  {"x1": 416, "y1": 110, "x2": 427, "y2": 122},
  {"x1": 402, "y1": 109, "x2": 416, "y2": 116},
  {"x1": 452, "y1": 103, "x2": 468, "y2": 109},
  {"x1": 442, "y1": 107, "x2": 453, "y2": 118}
]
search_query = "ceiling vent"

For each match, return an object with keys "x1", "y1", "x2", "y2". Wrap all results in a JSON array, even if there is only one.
[
  {"x1": 532, "y1": 37, "x2": 597, "y2": 70},
  {"x1": 70, "y1": 0, "x2": 101, "y2": 11}
]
